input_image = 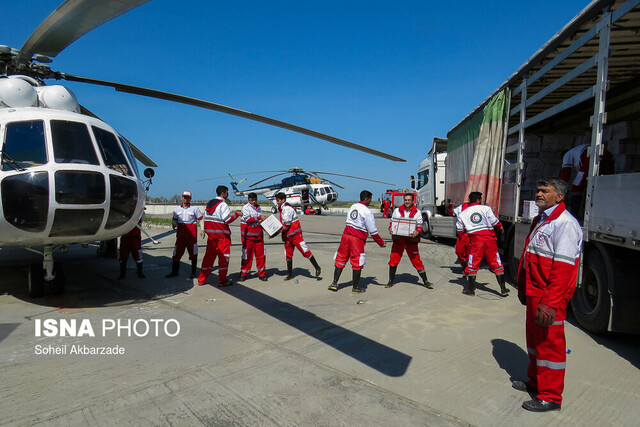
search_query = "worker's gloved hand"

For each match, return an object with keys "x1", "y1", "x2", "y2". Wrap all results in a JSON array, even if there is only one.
[
  {"x1": 518, "y1": 291, "x2": 526, "y2": 306},
  {"x1": 535, "y1": 303, "x2": 557, "y2": 327}
]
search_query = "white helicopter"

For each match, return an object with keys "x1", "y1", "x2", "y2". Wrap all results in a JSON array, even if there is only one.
[
  {"x1": 0, "y1": 0, "x2": 405, "y2": 297},
  {"x1": 226, "y1": 168, "x2": 395, "y2": 214}
]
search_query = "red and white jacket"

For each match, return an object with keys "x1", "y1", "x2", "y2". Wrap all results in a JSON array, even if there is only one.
[
  {"x1": 343, "y1": 202, "x2": 385, "y2": 246},
  {"x1": 453, "y1": 202, "x2": 469, "y2": 217},
  {"x1": 173, "y1": 204, "x2": 203, "y2": 239},
  {"x1": 455, "y1": 203, "x2": 502, "y2": 238},
  {"x1": 241, "y1": 202, "x2": 263, "y2": 242},
  {"x1": 203, "y1": 197, "x2": 240, "y2": 238},
  {"x1": 517, "y1": 202, "x2": 582, "y2": 309},
  {"x1": 390, "y1": 204, "x2": 423, "y2": 241},
  {"x1": 279, "y1": 203, "x2": 303, "y2": 240}
]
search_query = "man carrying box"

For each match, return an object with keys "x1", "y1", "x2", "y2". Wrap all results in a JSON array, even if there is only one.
[
  {"x1": 386, "y1": 193, "x2": 432, "y2": 289},
  {"x1": 240, "y1": 193, "x2": 268, "y2": 282}
]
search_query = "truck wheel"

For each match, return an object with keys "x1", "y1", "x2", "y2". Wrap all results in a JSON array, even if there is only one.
[
  {"x1": 28, "y1": 264, "x2": 44, "y2": 298},
  {"x1": 571, "y1": 245, "x2": 611, "y2": 334},
  {"x1": 420, "y1": 215, "x2": 432, "y2": 240}
]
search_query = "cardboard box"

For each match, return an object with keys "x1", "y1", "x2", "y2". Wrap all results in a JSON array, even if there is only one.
[
  {"x1": 522, "y1": 200, "x2": 539, "y2": 220},
  {"x1": 260, "y1": 214, "x2": 282, "y2": 237},
  {"x1": 391, "y1": 218, "x2": 417, "y2": 237}
]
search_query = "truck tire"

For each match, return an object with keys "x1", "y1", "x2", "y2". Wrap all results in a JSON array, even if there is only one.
[
  {"x1": 421, "y1": 215, "x2": 432, "y2": 240},
  {"x1": 571, "y1": 245, "x2": 611, "y2": 334}
]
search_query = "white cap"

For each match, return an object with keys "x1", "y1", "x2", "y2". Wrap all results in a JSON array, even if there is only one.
[{"x1": 182, "y1": 190, "x2": 192, "y2": 198}]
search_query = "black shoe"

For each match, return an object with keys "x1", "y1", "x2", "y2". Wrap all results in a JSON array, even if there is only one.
[
  {"x1": 522, "y1": 398, "x2": 561, "y2": 412},
  {"x1": 259, "y1": 276, "x2": 268, "y2": 282},
  {"x1": 328, "y1": 282, "x2": 339, "y2": 292},
  {"x1": 422, "y1": 282, "x2": 433, "y2": 289},
  {"x1": 385, "y1": 281, "x2": 395, "y2": 288},
  {"x1": 352, "y1": 286, "x2": 366, "y2": 294},
  {"x1": 239, "y1": 275, "x2": 247, "y2": 282},
  {"x1": 315, "y1": 266, "x2": 322, "y2": 278},
  {"x1": 218, "y1": 280, "x2": 234, "y2": 287},
  {"x1": 512, "y1": 380, "x2": 536, "y2": 393},
  {"x1": 462, "y1": 288, "x2": 475, "y2": 296},
  {"x1": 284, "y1": 275, "x2": 294, "y2": 281}
]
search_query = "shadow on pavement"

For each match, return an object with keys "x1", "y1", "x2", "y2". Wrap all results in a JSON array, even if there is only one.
[
  {"x1": 218, "y1": 283, "x2": 412, "y2": 377},
  {"x1": 491, "y1": 338, "x2": 529, "y2": 383}
]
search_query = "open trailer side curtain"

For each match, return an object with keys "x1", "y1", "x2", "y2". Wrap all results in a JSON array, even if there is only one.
[{"x1": 445, "y1": 88, "x2": 510, "y2": 212}]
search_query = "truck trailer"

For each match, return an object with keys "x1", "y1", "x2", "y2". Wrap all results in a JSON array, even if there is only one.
[{"x1": 415, "y1": 0, "x2": 640, "y2": 334}]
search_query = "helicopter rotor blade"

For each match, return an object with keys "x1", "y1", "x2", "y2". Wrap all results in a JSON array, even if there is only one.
[
  {"x1": 249, "y1": 172, "x2": 288, "y2": 187},
  {"x1": 318, "y1": 177, "x2": 345, "y2": 189},
  {"x1": 79, "y1": 104, "x2": 157, "y2": 167},
  {"x1": 194, "y1": 171, "x2": 281, "y2": 183},
  {"x1": 310, "y1": 171, "x2": 395, "y2": 186},
  {"x1": 60, "y1": 73, "x2": 406, "y2": 162},
  {"x1": 17, "y1": 0, "x2": 151, "y2": 64}
]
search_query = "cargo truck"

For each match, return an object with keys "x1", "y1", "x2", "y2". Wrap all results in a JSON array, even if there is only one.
[{"x1": 414, "y1": 0, "x2": 640, "y2": 334}]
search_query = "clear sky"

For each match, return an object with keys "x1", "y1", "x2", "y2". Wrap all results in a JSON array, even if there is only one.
[{"x1": 3, "y1": 0, "x2": 589, "y2": 201}]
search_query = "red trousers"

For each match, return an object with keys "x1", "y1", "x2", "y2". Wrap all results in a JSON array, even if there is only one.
[
  {"x1": 198, "y1": 236, "x2": 231, "y2": 284},
  {"x1": 389, "y1": 237, "x2": 424, "y2": 270},
  {"x1": 172, "y1": 235, "x2": 198, "y2": 261},
  {"x1": 119, "y1": 236, "x2": 142, "y2": 262},
  {"x1": 464, "y1": 234, "x2": 504, "y2": 275},
  {"x1": 455, "y1": 232, "x2": 469, "y2": 268},
  {"x1": 334, "y1": 234, "x2": 366, "y2": 271},
  {"x1": 241, "y1": 239, "x2": 266, "y2": 277},
  {"x1": 284, "y1": 234, "x2": 311, "y2": 260},
  {"x1": 526, "y1": 296, "x2": 568, "y2": 404}
]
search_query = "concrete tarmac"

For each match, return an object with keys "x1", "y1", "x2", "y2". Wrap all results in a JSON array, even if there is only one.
[{"x1": 1, "y1": 214, "x2": 639, "y2": 426}]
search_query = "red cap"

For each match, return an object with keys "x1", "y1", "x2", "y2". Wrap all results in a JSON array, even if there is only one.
[{"x1": 182, "y1": 190, "x2": 192, "y2": 198}]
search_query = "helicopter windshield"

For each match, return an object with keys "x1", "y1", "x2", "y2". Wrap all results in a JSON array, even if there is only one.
[
  {"x1": 92, "y1": 126, "x2": 132, "y2": 176},
  {"x1": 1, "y1": 120, "x2": 47, "y2": 171},
  {"x1": 118, "y1": 136, "x2": 140, "y2": 178},
  {"x1": 51, "y1": 120, "x2": 100, "y2": 165}
]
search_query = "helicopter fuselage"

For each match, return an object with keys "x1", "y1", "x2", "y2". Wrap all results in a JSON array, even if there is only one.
[{"x1": 0, "y1": 107, "x2": 146, "y2": 247}]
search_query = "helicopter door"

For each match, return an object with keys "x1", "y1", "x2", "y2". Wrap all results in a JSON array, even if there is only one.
[{"x1": 301, "y1": 189, "x2": 309, "y2": 204}]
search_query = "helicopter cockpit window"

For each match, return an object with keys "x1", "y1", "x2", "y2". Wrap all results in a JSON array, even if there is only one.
[
  {"x1": 319, "y1": 187, "x2": 326, "y2": 195},
  {"x1": 92, "y1": 127, "x2": 132, "y2": 176},
  {"x1": 2, "y1": 120, "x2": 47, "y2": 171},
  {"x1": 51, "y1": 120, "x2": 99, "y2": 165},
  {"x1": 118, "y1": 136, "x2": 140, "y2": 178},
  {"x1": 314, "y1": 188, "x2": 320, "y2": 196}
]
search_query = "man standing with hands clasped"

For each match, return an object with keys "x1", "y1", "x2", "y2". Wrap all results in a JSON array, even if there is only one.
[
  {"x1": 386, "y1": 193, "x2": 431, "y2": 289},
  {"x1": 513, "y1": 177, "x2": 582, "y2": 412}
]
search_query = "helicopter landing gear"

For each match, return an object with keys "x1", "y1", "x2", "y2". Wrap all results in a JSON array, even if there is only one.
[{"x1": 26, "y1": 245, "x2": 66, "y2": 298}]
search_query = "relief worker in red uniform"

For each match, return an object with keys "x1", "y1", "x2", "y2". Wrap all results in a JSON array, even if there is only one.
[
  {"x1": 329, "y1": 190, "x2": 386, "y2": 294},
  {"x1": 166, "y1": 190, "x2": 202, "y2": 278},
  {"x1": 198, "y1": 185, "x2": 241, "y2": 287},
  {"x1": 453, "y1": 200, "x2": 470, "y2": 269},
  {"x1": 117, "y1": 211, "x2": 145, "y2": 279},
  {"x1": 240, "y1": 192, "x2": 267, "y2": 282},
  {"x1": 456, "y1": 191, "x2": 508, "y2": 296},
  {"x1": 513, "y1": 177, "x2": 582, "y2": 412},
  {"x1": 275, "y1": 192, "x2": 322, "y2": 280},
  {"x1": 386, "y1": 193, "x2": 431, "y2": 289}
]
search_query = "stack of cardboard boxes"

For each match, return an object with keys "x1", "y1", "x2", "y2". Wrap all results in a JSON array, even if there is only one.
[{"x1": 505, "y1": 120, "x2": 640, "y2": 216}]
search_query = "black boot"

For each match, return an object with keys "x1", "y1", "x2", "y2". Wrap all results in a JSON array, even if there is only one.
[
  {"x1": 284, "y1": 259, "x2": 294, "y2": 281},
  {"x1": 190, "y1": 258, "x2": 198, "y2": 279},
  {"x1": 385, "y1": 265, "x2": 397, "y2": 288},
  {"x1": 418, "y1": 269, "x2": 433, "y2": 289},
  {"x1": 463, "y1": 275, "x2": 476, "y2": 296},
  {"x1": 117, "y1": 261, "x2": 126, "y2": 280},
  {"x1": 166, "y1": 259, "x2": 180, "y2": 278},
  {"x1": 309, "y1": 256, "x2": 321, "y2": 278},
  {"x1": 136, "y1": 261, "x2": 146, "y2": 279},
  {"x1": 352, "y1": 270, "x2": 365, "y2": 293},
  {"x1": 328, "y1": 267, "x2": 342, "y2": 291},
  {"x1": 496, "y1": 274, "x2": 509, "y2": 296}
]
